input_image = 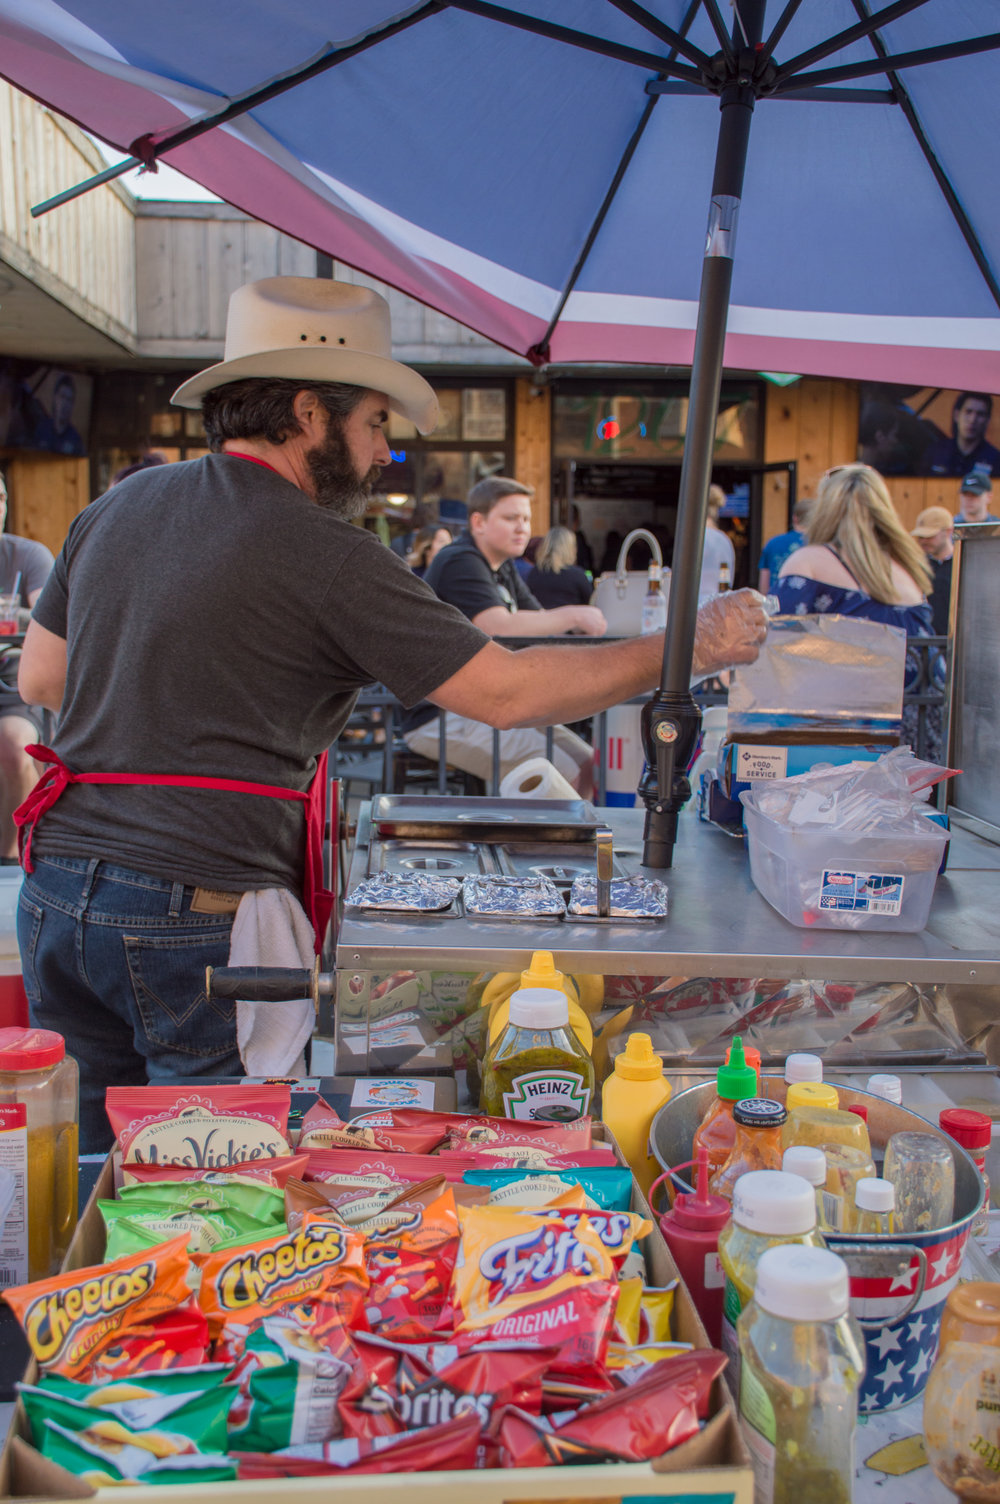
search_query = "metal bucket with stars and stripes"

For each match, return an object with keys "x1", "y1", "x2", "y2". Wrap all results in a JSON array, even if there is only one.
[{"x1": 651, "y1": 1078, "x2": 984, "y2": 1412}]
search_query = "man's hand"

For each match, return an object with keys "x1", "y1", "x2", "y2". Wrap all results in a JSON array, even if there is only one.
[
  {"x1": 568, "y1": 605, "x2": 607, "y2": 636},
  {"x1": 692, "y1": 589, "x2": 769, "y2": 678}
]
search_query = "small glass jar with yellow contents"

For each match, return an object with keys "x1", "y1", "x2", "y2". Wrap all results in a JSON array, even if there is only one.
[{"x1": 0, "y1": 1028, "x2": 78, "y2": 1281}]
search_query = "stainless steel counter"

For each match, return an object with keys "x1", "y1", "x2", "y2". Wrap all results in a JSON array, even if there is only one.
[{"x1": 337, "y1": 803, "x2": 1000, "y2": 985}]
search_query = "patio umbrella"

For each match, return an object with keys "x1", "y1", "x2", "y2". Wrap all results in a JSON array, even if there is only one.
[{"x1": 5, "y1": 0, "x2": 999, "y2": 863}]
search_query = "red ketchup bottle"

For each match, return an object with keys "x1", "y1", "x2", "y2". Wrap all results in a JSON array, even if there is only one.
[{"x1": 654, "y1": 1144, "x2": 731, "y2": 1348}]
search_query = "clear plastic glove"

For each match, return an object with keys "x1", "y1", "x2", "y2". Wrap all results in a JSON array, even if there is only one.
[{"x1": 691, "y1": 588, "x2": 770, "y2": 680}]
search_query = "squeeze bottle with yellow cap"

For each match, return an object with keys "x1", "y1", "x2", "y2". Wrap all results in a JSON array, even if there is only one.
[
  {"x1": 486, "y1": 952, "x2": 594, "y2": 1055},
  {"x1": 601, "y1": 1033, "x2": 671, "y2": 1196},
  {"x1": 786, "y1": 1080, "x2": 840, "y2": 1112}
]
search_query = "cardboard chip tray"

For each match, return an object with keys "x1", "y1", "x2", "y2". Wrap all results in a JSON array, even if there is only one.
[{"x1": 1, "y1": 1133, "x2": 753, "y2": 1504}]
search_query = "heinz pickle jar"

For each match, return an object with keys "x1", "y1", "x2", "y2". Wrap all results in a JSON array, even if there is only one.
[{"x1": 0, "y1": 1028, "x2": 79, "y2": 1281}]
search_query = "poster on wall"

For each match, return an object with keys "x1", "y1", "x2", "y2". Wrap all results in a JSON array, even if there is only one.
[
  {"x1": 857, "y1": 384, "x2": 1000, "y2": 479},
  {"x1": 0, "y1": 358, "x2": 92, "y2": 456}
]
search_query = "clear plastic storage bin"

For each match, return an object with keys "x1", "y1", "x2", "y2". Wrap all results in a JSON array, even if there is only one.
[{"x1": 741, "y1": 796, "x2": 948, "y2": 932}]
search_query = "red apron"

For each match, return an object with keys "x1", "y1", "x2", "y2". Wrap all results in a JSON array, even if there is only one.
[{"x1": 13, "y1": 745, "x2": 334, "y2": 955}]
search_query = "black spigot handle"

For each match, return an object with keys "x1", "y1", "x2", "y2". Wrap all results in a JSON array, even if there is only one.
[
  {"x1": 638, "y1": 691, "x2": 703, "y2": 868},
  {"x1": 205, "y1": 965, "x2": 315, "y2": 1002}
]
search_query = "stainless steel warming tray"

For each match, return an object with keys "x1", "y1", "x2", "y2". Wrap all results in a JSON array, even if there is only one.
[{"x1": 370, "y1": 793, "x2": 600, "y2": 842}]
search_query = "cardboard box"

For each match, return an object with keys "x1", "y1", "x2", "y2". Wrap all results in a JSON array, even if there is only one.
[
  {"x1": 1, "y1": 1145, "x2": 753, "y2": 1504},
  {"x1": 718, "y1": 737, "x2": 895, "y2": 803}
]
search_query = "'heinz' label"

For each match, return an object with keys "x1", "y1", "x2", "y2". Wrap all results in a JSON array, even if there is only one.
[{"x1": 500, "y1": 1071, "x2": 591, "y2": 1122}]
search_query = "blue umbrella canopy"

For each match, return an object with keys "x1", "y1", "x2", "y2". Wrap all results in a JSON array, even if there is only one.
[{"x1": 6, "y1": 0, "x2": 1000, "y2": 388}]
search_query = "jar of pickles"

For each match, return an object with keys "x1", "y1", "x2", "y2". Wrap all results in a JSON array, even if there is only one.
[{"x1": 0, "y1": 1028, "x2": 79, "y2": 1281}]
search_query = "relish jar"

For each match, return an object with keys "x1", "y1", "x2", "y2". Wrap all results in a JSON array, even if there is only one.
[{"x1": 0, "y1": 1027, "x2": 79, "y2": 1281}]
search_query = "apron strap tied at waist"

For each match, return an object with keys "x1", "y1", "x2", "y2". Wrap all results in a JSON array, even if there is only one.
[{"x1": 14, "y1": 745, "x2": 334, "y2": 954}]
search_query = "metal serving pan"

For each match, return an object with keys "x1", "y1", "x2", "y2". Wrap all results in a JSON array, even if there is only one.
[{"x1": 370, "y1": 793, "x2": 601, "y2": 842}]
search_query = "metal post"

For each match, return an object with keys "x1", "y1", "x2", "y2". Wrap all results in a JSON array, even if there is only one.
[{"x1": 640, "y1": 0, "x2": 766, "y2": 868}]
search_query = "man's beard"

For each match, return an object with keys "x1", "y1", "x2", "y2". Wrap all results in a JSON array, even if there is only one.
[{"x1": 306, "y1": 419, "x2": 379, "y2": 519}]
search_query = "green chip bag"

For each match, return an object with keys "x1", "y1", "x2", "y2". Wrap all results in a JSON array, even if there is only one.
[
  {"x1": 21, "y1": 1377, "x2": 236, "y2": 1454},
  {"x1": 40, "y1": 1419, "x2": 237, "y2": 1487},
  {"x1": 115, "y1": 1179, "x2": 286, "y2": 1226},
  {"x1": 227, "y1": 1321, "x2": 354, "y2": 1452}
]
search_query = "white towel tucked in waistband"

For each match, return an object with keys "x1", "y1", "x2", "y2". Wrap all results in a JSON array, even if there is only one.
[{"x1": 230, "y1": 888, "x2": 314, "y2": 1077}]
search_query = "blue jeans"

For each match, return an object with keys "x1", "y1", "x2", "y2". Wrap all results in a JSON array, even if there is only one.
[{"x1": 18, "y1": 857, "x2": 241, "y2": 1152}]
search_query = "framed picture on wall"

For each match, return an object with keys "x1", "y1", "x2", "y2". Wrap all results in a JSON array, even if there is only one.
[
  {"x1": 858, "y1": 383, "x2": 1000, "y2": 479},
  {"x1": 0, "y1": 357, "x2": 92, "y2": 457}
]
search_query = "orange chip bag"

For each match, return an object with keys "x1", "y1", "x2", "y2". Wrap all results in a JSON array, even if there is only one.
[
  {"x1": 197, "y1": 1212, "x2": 368, "y2": 1355},
  {"x1": 450, "y1": 1204, "x2": 614, "y2": 1333},
  {"x1": 3, "y1": 1236, "x2": 191, "y2": 1379},
  {"x1": 106, "y1": 1085, "x2": 291, "y2": 1167}
]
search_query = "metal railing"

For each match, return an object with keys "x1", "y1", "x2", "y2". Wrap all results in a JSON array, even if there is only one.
[{"x1": 330, "y1": 634, "x2": 949, "y2": 805}]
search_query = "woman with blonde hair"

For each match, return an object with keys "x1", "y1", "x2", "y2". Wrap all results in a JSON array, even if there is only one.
[
  {"x1": 775, "y1": 463, "x2": 931, "y2": 617},
  {"x1": 775, "y1": 462, "x2": 936, "y2": 752},
  {"x1": 526, "y1": 524, "x2": 593, "y2": 609}
]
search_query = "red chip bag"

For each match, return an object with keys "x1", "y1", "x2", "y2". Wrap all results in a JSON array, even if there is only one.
[
  {"x1": 3, "y1": 1235, "x2": 192, "y2": 1379},
  {"x1": 106, "y1": 1084, "x2": 291, "y2": 1167},
  {"x1": 302, "y1": 1149, "x2": 476, "y2": 1185},
  {"x1": 78, "y1": 1302, "x2": 209, "y2": 1382},
  {"x1": 499, "y1": 1350, "x2": 728, "y2": 1467},
  {"x1": 469, "y1": 1149, "x2": 617, "y2": 1170},
  {"x1": 339, "y1": 1331, "x2": 551, "y2": 1462},
  {"x1": 297, "y1": 1102, "x2": 447, "y2": 1156},
  {"x1": 122, "y1": 1154, "x2": 309, "y2": 1189},
  {"x1": 363, "y1": 1186, "x2": 460, "y2": 1340},
  {"x1": 234, "y1": 1413, "x2": 482, "y2": 1477},
  {"x1": 444, "y1": 1116, "x2": 597, "y2": 1154}
]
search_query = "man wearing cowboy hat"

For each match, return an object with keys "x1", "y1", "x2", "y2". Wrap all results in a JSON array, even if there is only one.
[{"x1": 16, "y1": 276, "x2": 768, "y2": 1150}]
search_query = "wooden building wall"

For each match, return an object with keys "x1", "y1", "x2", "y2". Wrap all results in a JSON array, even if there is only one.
[
  {"x1": 2, "y1": 454, "x2": 89, "y2": 556},
  {"x1": 763, "y1": 378, "x2": 963, "y2": 535}
]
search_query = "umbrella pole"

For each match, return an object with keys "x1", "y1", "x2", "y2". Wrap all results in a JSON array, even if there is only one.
[{"x1": 640, "y1": 2, "x2": 765, "y2": 869}]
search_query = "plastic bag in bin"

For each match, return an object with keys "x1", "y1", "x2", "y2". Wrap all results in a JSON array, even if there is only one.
[{"x1": 748, "y1": 747, "x2": 958, "y2": 835}]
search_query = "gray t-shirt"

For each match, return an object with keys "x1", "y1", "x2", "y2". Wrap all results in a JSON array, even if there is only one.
[
  {"x1": 0, "y1": 534, "x2": 54, "y2": 604},
  {"x1": 32, "y1": 454, "x2": 486, "y2": 891}
]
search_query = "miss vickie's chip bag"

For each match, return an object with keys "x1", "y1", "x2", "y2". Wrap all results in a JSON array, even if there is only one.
[{"x1": 106, "y1": 1085, "x2": 292, "y2": 1168}]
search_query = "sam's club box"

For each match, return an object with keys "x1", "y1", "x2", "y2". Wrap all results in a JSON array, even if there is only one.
[{"x1": 718, "y1": 739, "x2": 895, "y2": 803}]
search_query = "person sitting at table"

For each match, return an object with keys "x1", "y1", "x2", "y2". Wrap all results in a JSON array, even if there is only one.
[
  {"x1": 0, "y1": 470, "x2": 55, "y2": 861},
  {"x1": 526, "y1": 525, "x2": 593, "y2": 609},
  {"x1": 774, "y1": 461, "x2": 936, "y2": 755},
  {"x1": 406, "y1": 523, "x2": 452, "y2": 578}
]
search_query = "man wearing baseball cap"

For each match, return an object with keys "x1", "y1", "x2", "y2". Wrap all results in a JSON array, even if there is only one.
[
  {"x1": 955, "y1": 471, "x2": 999, "y2": 525},
  {"x1": 13, "y1": 276, "x2": 768, "y2": 1148},
  {"x1": 910, "y1": 506, "x2": 954, "y2": 637}
]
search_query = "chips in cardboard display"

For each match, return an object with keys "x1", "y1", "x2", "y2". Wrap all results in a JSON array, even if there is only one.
[
  {"x1": 234, "y1": 1413, "x2": 482, "y2": 1476},
  {"x1": 121, "y1": 1154, "x2": 309, "y2": 1190},
  {"x1": 106, "y1": 1085, "x2": 292, "y2": 1168},
  {"x1": 3, "y1": 1236, "x2": 193, "y2": 1379},
  {"x1": 297, "y1": 1102, "x2": 445, "y2": 1156},
  {"x1": 303, "y1": 1149, "x2": 476, "y2": 1186},
  {"x1": 363, "y1": 1186, "x2": 460, "y2": 1339}
]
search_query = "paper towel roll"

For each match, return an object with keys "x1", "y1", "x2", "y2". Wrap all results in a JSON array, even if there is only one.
[{"x1": 500, "y1": 756, "x2": 580, "y2": 801}]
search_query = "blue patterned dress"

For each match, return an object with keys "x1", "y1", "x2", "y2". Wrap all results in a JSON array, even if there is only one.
[{"x1": 773, "y1": 571, "x2": 938, "y2": 756}]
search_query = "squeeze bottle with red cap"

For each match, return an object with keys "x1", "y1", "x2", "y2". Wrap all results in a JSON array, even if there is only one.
[
  {"x1": 692, "y1": 1036, "x2": 758, "y2": 1176},
  {"x1": 601, "y1": 1033, "x2": 671, "y2": 1198},
  {"x1": 656, "y1": 1143, "x2": 730, "y2": 1346}
]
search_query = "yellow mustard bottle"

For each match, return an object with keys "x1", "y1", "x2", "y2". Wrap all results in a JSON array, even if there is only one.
[
  {"x1": 601, "y1": 1033, "x2": 671, "y2": 1198},
  {"x1": 0, "y1": 1027, "x2": 79, "y2": 1282},
  {"x1": 486, "y1": 952, "x2": 594, "y2": 1055},
  {"x1": 785, "y1": 1080, "x2": 839, "y2": 1112}
]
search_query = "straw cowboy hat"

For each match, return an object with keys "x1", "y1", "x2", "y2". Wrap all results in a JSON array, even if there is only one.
[{"x1": 171, "y1": 277, "x2": 439, "y2": 433}]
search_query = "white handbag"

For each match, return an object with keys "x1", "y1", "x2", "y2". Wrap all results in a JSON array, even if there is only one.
[{"x1": 590, "y1": 528, "x2": 668, "y2": 636}]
